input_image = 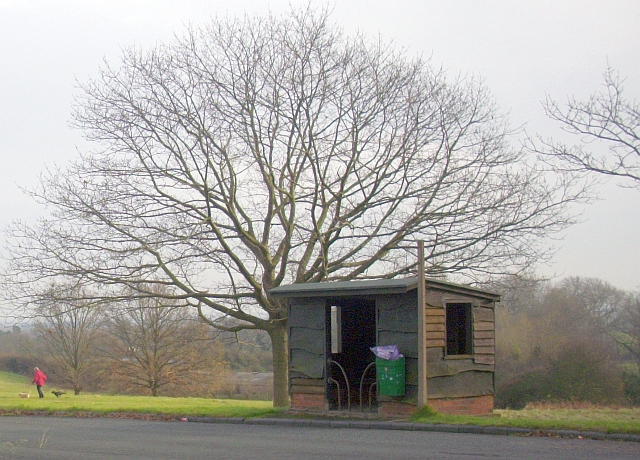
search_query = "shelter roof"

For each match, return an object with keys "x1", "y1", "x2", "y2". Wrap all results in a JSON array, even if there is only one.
[{"x1": 269, "y1": 277, "x2": 500, "y2": 301}]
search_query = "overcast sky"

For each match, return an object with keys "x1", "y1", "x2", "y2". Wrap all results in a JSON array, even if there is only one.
[{"x1": 1, "y1": 0, "x2": 639, "y2": 291}]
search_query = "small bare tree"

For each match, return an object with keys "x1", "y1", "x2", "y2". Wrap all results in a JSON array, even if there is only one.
[
  {"x1": 3, "y1": 6, "x2": 585, "y2": 407},
  {"x1": 102, "y1": 295, "x2": 225, "y2": 396},
  {"x1": 534, "y1": 67, "x2": 640, "y2": 188},
  {"x1": 32, "y1": 286, "x2": 104, "y2": 395}
]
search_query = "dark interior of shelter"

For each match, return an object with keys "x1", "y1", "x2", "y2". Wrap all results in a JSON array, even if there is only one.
[{"x1": 325, "y1": 297, "x2": 377, "y2": 411}]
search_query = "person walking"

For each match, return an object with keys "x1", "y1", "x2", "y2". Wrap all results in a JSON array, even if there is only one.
[{"x1": 32, "y1": 367, "x2": 47, "y2": 398}]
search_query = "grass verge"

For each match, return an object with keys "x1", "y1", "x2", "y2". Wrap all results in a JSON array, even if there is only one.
[
  {"x1": 411, "y1": 404, "x2": 640, "y2": 435},
  {"x1": 2, "y1": 372, "x2": 639, "y2": 434}
]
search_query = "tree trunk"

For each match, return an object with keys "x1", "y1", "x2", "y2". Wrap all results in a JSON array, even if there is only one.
[{"x1": 268, "y1": 324, "x2": 290, "y2": 408}]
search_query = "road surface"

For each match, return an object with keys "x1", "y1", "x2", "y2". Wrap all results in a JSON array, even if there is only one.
[{"x1": 1, "y1": 416, "x2": 638, "y2": 459}]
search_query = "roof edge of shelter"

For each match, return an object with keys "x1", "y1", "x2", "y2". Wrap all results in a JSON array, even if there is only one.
[{"x1": 269, "y1": 277, "x2": 500, "y2": 301}]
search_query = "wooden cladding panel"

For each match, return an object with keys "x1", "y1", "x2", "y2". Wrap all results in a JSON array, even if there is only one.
[
  {"x1": 379, "y1": 330, "x2": 418, "y2": 359},
  {"x1": 288, "y1": 299, "x2": 325, "y2": 380},
  {"x1": 427, "y1": 371, "x2": 494, "y2": 399},
  {"x1": 290, "y1": 348, "x2": 325, "y2": 378},
  {"x1": 473, "y1": 305, "x2": 495, "y2": 366},
  {"x1": 474, "y1": 307, "x2": 494, "y2": 322},
  {"x1": 424, "y1": 306, "x2": 445, "y2": 348},
  {"x1": 291, "y1": 378, "x2": 324, "y2": 386},
  {"x1": 474, "y1": 321, "x2": 494, "y2": 331},
  {"x1": 425, "y1": 323, "x2": 445, "y2": 333},
  {"x1": 474, "y1": 331, "x2": 495, "y2": 340},
  {"x1": 473, "y1": 346, "x2": 495, "y2": 355},
  {"x1": 474, "y1": 355, "x2": 495, "y2": 365},
  {"x1": 426, "y1": 339, "x2": 445, "y2": 348},
  {"x1": 290, "y1": 378, "x2": 325, "y2": 395},
  {"x1": 425, "y1": 330, "x2": 445, "y2": 339},
  {"x1": 291, "y1": 385, "x2": 324, "y2": 394},
  {"x1": 425, "y1": 315, "x2": 443, "y2": 324}
]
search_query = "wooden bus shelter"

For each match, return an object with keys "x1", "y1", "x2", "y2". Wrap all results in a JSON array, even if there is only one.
[{"x1": 270, "y1": 277, "x2": 500, "y2": 416}]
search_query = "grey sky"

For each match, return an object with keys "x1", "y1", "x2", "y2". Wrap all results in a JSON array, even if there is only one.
[{"x1": 1, "y1": 0, "x2": 639, "y2": 290}]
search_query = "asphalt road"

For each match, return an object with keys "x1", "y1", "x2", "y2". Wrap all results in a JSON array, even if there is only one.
[{"x1": 1, "y1": 417, "x2": 639, "y2": 460}]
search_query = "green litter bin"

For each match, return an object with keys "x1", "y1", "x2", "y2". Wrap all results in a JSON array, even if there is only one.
[{"x1": 376, "y1": 357, "x2": 405, "y2": 396}]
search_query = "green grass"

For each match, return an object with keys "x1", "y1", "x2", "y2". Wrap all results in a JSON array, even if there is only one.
[
  {"x1": 411, "y1": 404, "x2": 640, "y2": 435},
  {"x1": 0, "y1": 371, "x2": 276, "y2": 418},
  {"x1": 1, "y1": 372, "x2": 639, "y2": 434},
  {"x1": 0, "y1": 371, "x2": 31, "y2": 391}
]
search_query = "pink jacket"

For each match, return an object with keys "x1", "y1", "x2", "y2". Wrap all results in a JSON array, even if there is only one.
[{"x1": 33, "y1": 369, "x2": 47, "y2": 386}]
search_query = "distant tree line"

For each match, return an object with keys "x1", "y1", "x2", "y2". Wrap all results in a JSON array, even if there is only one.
[
  {"x1": 493, "y1": 276, "x2": 640, "y2": 408},
  {"x1": 0, "y1": 288, "x2": 272, "y2": 397}
]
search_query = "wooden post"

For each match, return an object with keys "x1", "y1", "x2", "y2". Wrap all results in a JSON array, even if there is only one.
[{"x1": 417, "y1": 240, "x2": 428, "y2": 407}]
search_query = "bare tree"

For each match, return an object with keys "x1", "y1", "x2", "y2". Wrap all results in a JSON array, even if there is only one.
[
  {"x1": 479, "y1": 272, "x2": 546, "y2": 314},
  {"x1": 552, "y1": 276, "x2": 627, "y2": 327},
  {"x1": 2, "y1": 6, "x2": 584, "y2": 407},
  {"x1": 535, "y1": 67, "x2": 640, "y2": 188},
  {"x1": 32, "y1": 286, "x2": 104, "y2": 395},
  {"x1": 102, "y1": 294, "x2": 225, "y2": 397}
]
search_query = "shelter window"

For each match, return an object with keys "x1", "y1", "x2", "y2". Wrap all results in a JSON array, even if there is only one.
[{"x1": 445, "y1": 303, "x2": 472, "y2": 356}]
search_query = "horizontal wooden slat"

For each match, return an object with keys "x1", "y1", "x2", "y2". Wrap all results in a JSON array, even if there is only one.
[
  {"x1": 474, "y1": 322, "x2": 494, "y2": 331},
  {"x1": 425, "y1": 315, "x2": 443, "y2": 324},
  {"x1": 425, "y1": 339, "x2": 445, "y2": 348},
  {"x1": 473, "y1": 307, "x2": 494, "y2": 322},
  {"x1": 290, "y1": 327, "x2": 324, "y2": 354},
  {"x1": 291, "y1": 378, "x2": 324, "y2": 386},
  {"x1": 474, "y1": 339, "x2": 495, "y2": 347},
  {"x1": 425, "y1": 331, "x2": 445, "y2": 340},
  {"x1": 425, "y1": 323, "x2": 445, "y2": 332},
  {"x1": 378, "y1": 331, "x2": 419, "y2": 358},
  {"x1": 474, "y1": 331, "x2": 495, "y2": 339},
  {"x1": 473, "y1": 346, "x2": 495, "y2": 355},
  {"x1": 425, "y1": 308, "x2": 445, "y2": 316},
  {"x1": 427, "y1": 369, "x2": 494, "y2": 399},
  {"x1": 474, "y1": 355, "x2": 495, "y2": 365},
  {"x1": 291, "y1": 385, "x2": 324, "y2": 394}
]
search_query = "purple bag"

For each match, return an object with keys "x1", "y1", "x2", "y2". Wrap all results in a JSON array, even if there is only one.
[{"x1": 370, "y1": 345, "x2": 403, "y2": 360}]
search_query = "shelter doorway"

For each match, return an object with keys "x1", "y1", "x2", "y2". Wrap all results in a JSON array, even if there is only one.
[{"x1": 325, "y1": 297, "x2": 377, "y2": 411}]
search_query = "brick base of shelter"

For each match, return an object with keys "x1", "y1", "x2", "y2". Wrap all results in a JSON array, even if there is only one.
[
  {"x1": 428, "y1": 395, "x2": 494, "y2": 415},
  {"x1": 379, "y1": 395, "x2": 494, "y2": 416},
  {"x1": 291, "y1": 392, "x2": 324, "y2": 411},
  {"x1": 291, "y1": 392, "x2": 494, "y2": 416}
]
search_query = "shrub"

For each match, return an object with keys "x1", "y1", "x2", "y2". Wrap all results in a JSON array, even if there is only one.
[
  {"x1": 0, "y1": 354, "x2": 40, "y2": 376},
  {"x1": 622, "y1": 367, "x2": 640, "y2": 405},
  {"x1": 496, "y1": 341, "x2": 625, "y2": 408}
]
